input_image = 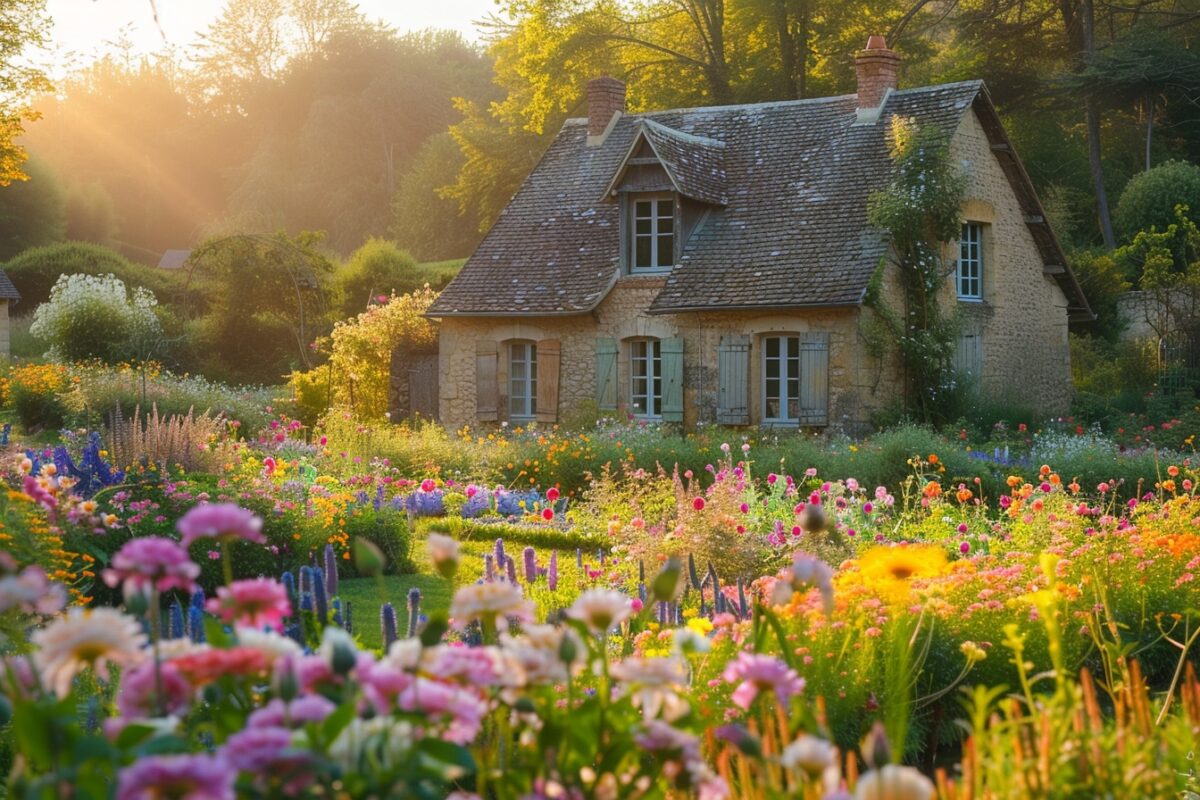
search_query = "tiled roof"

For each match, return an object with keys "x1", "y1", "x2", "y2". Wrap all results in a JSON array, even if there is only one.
[
  {"x1": 430, "y1": 80, "x2": 1091, "y2": 319},
  {"x1": 0, "y1": 268, "x2": 20, "y2": 302}
]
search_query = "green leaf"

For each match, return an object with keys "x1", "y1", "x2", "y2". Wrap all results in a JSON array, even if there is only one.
[
  {"x1": 419, "y1": 611, "x2": 448, "y2": 647},
  {"x1": 418, "y1": 738, "x2": 476, "y2": 773},
  {"x1": 12, "y1": 703, "x2": 53, "y2": 770},
  {"x1": 321, "y1": 700, "x2": 357, "y2": 742},
  {"x1": 203, "y1": 617, "x2": 234, "y2": 648},
  {"x1": 115, "y1": 723, "x2": 157, "y2": 749}
]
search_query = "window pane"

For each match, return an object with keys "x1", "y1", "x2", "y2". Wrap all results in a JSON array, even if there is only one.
[
  {"x1": 787, "y1": 337, "x2": 799, "y2": 359},
  {"x1": 657, "y1": 235, "x2": 673, "y2": 267},
  {"x1": 766, "y1": 337, "x2": 779, "y2": 358},
  {"x1": 636, "y1": 218, "x2": 651, "y2": 235},
  {"x1": 658, "y1": 199, "x2": 673, "y2": 218},
  {"x1": 635, "y1": 237, "x2": 651, "y2": 267},
  {"x1": 636, "y1": 201, "x2": 652, "y2": 218},
  {"x1": 658, "y1": 215, "x2": 674, "y2": 233}
]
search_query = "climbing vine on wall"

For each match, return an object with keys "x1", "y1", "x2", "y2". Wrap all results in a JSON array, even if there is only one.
[{"x1": 865, "y1": 116, "x2": 967, "y2": 422}]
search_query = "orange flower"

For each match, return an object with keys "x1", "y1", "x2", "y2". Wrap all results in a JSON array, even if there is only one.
[
  {"x1": 923, "y1": 481, "x2": 942, "y2": 498},
  {"x1": 171, "y1": 647, "x2": 270, "y2": 686},
  {"x1": 927, "y1": 454, "x2": 939, "y2": 465}
]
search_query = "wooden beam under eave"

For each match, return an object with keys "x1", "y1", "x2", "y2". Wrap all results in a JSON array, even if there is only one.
[{"x1": 1044, "y1": 264, "x2": 1066, "y2": 275}]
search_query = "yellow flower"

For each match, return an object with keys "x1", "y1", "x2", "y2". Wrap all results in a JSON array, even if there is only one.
[
  {"x1": 686, "y1": 617, "x2": 713, "y2": 636},
  {"x1": 856, "y1": 544, "x2": 949, "y2": 606}
]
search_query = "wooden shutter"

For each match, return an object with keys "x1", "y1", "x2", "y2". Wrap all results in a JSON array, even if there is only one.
[
  {"x1": 595, "y1": 337, "x2": 618, "y2": 411},
  {"x1": 475, "y1": 341, "x2": 498, "y2": 422},
  {"x1": 717, "y1": 334, "x2": 751, "y2": 425},
  {"x1": 797, "y1": 333, "x2": 829, "y2": 426},
  {"x1": 535, "y1": 339, "x2": 561, "y2": 423},
  {"x1": 661, "y1": 337, "x2": 685, "y2": 422}
]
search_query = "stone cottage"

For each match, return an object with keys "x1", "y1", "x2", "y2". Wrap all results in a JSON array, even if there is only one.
[
  {"x1": 0, "y1": 268, "x2": 20, "y2": 358},
  {"x1": 429, "y1": 36, "x2": 1092, "y2": 429}
]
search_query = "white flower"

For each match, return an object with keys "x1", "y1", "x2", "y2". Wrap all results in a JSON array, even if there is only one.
[
  {"x1": 855, "y1": 765, "x2": 934, "y2": 800},
  {"x1": 450, "y1": 581, "x2": 534, "y2": 628},
  {"x1": 567, "y1": 589, "x2": 633, "y2": 634},
  {"x1": 32, "y1": 607, "x2": 147, "y2": 696},
  {"x1": 385, "y1": 638, "x2": 423, "y2": 670},
  {"x1": 672, "y1": 627, "x2": 711, "y2": 655},
  {"x1": 329, "y1": 716, "x2": 416, "y2": 771},
  {"x1": 235, "y1": 626, "x2": 302, "y2": 662},
  {"x1": 155, "y1": 638, "x2": 209, "y2": 660},
  {"x1": 611, "y1": 656, "x2": 690, "y2": 720},
  {"x1": 500, "y1": 624, "x2": 581, "y2": 684},
  {"x1": 427, "y1": 533, "x2": 460, "y2": 579},
  {"x1": 781, "y1": 734, "x2": 837, "y2": 777}
]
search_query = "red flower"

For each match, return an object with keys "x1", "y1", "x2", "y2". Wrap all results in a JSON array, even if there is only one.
[
  {"x1": 546, "y1": 487, "x2": 560, "y2": 502},
  {"x1": 693, "y1": 497, "x2": 705, "y2": 511},
  {"x1": 541, "y1": 508, "x2": 554, "y2": 521}
]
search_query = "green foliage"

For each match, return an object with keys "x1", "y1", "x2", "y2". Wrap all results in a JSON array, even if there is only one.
[
  {"x1": 342, "y1": 508, "x2": 415, "y2": 576},
  {"x1": 424, "y1": 518, "x2": 599, "y2": 552},
  {"x1": 1115, "y1": 160, "x2": 1200, "y2": 249},
  {"x1": 188, "y1": 231, "x2": 335, "y2": 384},
  {"x1": 335, "y1": 238, "x2": 421, "y2": 318},
  {"x1": 0, "y1": 157, "x2": 65, "y2": 260},
  {"x1": 1069, "y1": 250, "x2": 1132, "y2": 341},
  {"x1": 390, "y1": 133, "x2": 482, "y2": 262},
  {"x1": 29, "y1": 273, "x2": 163, "y2": 364},
  {"x1": 64, "y1": 181, "x2": 118, "y2": 247},
  {"x1": 866, "y1": 117, "x2": 967, "y2": 423},
  {"x1": 4, "y1": 242, "x2": 185, "y2": 309}
]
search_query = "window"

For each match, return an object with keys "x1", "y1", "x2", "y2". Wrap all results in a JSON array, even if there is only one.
[
  {"x1": 630, "y1": 339, "x2": 662, "y2": 417},
  {"x1": 761, "y1": 334, "x2": 829, "y2": 425},
  {"x1": 631, "y1": 197, "x2": 675, "y2": 272},
  {"x1": 957, "y1": 222, "x2": 983, "y2": 300},
  {"x1": 762, "y1": 336, "x2": 801, "y2": 422},
  {"x1": 508, "y1": 342, "x2": 537, "y2": 419}
]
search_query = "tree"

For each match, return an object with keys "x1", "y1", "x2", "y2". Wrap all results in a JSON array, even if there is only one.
[
  {"x1": 335, "y1": 238, "x2": 422, "y2": 318},
  {"x1": 0, "y1": 156, "x2": 65, "y2": 259},
  {"x1": 29, "y1": 273, "x2": 163, "y2": 364},
  {"x1": 0, "y1": 0, "x2": 52, "y2": 185},
  {"x1": 1115, "y1": 160, "x2": 1200, "y2": 257},
  {"x1": 64, "y1": 181, "x2": 119, "y2": 248},
  {"x1": 390, "y1": 133, "x2": 482, "y2": 261}
]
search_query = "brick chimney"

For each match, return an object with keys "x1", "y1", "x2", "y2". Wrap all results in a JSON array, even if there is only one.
[
  {"x1": 855, "y1": 35, "x2": 901, "y2": 122},
  {"x1": 587, "y1": 76, "x2": 625, "y2": 144}
]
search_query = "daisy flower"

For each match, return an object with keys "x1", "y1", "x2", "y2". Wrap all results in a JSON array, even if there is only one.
[{"x1": 32, "y1": 607, "x2": 147, "y2": 697}]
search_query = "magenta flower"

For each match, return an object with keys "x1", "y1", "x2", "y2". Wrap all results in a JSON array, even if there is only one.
[
  {"x1": 248, "y1": 695, "x2": 336, "y2": 729},
  {"x1": 116, "y1": 660, "x2": 193, "y2": 720},
  {"x1": 116, "y1": 753, "x2": 234, "y2": 800},
  {"x1": 177, "y1": 503, "x2": 264, "y2": 549},
  {"x1": 222, "y1": 726, "x2": 294, "y2": 772},
  {"x1": 722, "y1": 653, "x2": 806, "y2": 710},
  {"x1": 206, "y1": 579, "x2": 291, "y2": 630},
  {"x1": 103, "y1": 537, "x2": 200, "y2": 599}
]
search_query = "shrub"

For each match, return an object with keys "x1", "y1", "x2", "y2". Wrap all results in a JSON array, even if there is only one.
[
  {"x1": 285, "y1": 367, "x2": 332, "y2": 429},
  {"x1": 4, "y1": 242, "x2": 186, "y2": 308},
  {"x1": 29, "y1": 273, "x2": 162, "y2": 363},
  {"x1": 336, "y1": 238, "x2": 423, "y2": 318},
  {"x1": 342, "y1": 507, "x2": 415, "y2": 576},
  {"x1": 8, "y1": 363, "x2": 72, "y2": 430},
  {"x1": 1115, "y1": 160, "x2": 1200, "y2": 245}
]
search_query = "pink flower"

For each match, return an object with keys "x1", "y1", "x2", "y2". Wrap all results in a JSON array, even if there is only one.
[
  {"x1": 206, "y1": 579, "x2": 291, "y2": 631},
  {"x1": 248, "y1": 695, "x2": 336, "y2": 729},
  {"x1": 116, "y1": 660, "x2": 192, "y2": 720},
  {"x1": 399, "y1": 677, "x2": 488, "y2": 744},
  {"x1": 420, "y1": 479, "x2": 437, "y2": 493},
  {"x1": 722, "y1": 653, "x2": 805, "y2": 710},
  {"x1": 542, "y1": 508, "x2": 554, "y2": 521},
  {"x1": 222, "y1": 726, "x2": 294, "y2": 772},
  {"x1": 103, "y1": 537, "x2": 199, "y2": 599},
  {"x1": 693, "y1": 497, "x2": 706, "y2": 511},
  {"x1": 546, "y1": 487, "x2": 560, "y2": 502},
  {"x1": 177, "y1": 503, "x2": 264, "y2": 549},
  {"x1": 117, "y1": 754, "x2": 234, "y2": 800}
]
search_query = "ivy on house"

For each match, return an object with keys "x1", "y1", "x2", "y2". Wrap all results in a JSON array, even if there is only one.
[{"x1": 865, "y1": 116, "x2": 967, "y2": 422}]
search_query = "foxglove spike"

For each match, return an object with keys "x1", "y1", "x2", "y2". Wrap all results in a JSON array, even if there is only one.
[
  {"x1": 299, "y1": 592, "x2": 314, "y2": 613},
  {"x1": 523, "y1": 547, "x2": 537, "y2": 584},
  {"x1": 313, "y1": 569, "x2": 329, "y2": 622},
  {"x1": 485, "y1": 554, "x2": 495, "y2": 582},
  {"x1": 323, "y1": 544, "x2": 338, "y2": 597},
  {"x1": 548, "y1": 551, "x2": 558, "y2": 592},
  {"x1": 299, "y1": 565, "x2": 314, "y2": 596},
  {"x1": 169, "y1": 600, "x2": 185, "y2": 639},
  {"x1": 188, "y1": 606, "x2": 206, "y2": 643},
  {"x1": 281, "y1": 571, "x2": 297, "y2": 612},
  {"x1": 190, "y1": 588, "x2": 206, "y2": 612},
  {"x1": 505, "y1": 555, "x2": 518, "y2": 585},
  {"x1": 381, "y1": 602, "x2": 398, "y2": 649},
  {"x1": 406, "y1": 588, "x2": 422, "y2": 638},
  {"x1": 494, "y1": 538, "x2": 506, "y2": 569}
]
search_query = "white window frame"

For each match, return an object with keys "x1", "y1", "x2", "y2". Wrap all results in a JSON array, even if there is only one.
[
  {"x1": 957, "y1": 222, "x2": 983, "y2": 301},
  {"x1": 629, "y1": 338, "x2": 663, "y2": 418},
  {"x1": 630, "y1": 195, "x2": 675, "y2": 273},
  {"x1": 508, "y1": 341, "x2": 537, "y2": 420},
  {"x1": 761, "y1": 335, "x2": 801, "y2": 424}
]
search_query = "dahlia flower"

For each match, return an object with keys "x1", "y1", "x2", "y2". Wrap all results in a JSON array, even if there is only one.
[
  {"x1": 116, "y1": 753, "x2": 234, "y2": 800},
  {"x1": 450, "y1": 581, "x2": 534, "y2": 628},
  {"x1": 206, "y1": 579, "x2": 291, "y2": 630},
  {"x1": 567, "y1": 588, "x2": 633, "y2": 634},
  {"x1": 177, "y1": 503, "x2": 264, "y2": 548},
  {"x1": 721, "y1": 652, "x2": 806, "y2": 710},
  {"x1": 32, "y1": 607, "x2": 147, "y2": 697},
  {"x1": 103, "y1": 537, "x2": 200, "y2": 599}
]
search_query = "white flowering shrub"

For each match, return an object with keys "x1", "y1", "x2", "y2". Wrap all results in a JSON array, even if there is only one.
[{"x1": 30, "y1": 273, "x2": 163, "y2": 363}]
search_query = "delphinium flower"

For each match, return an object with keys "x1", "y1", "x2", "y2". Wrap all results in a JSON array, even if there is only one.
[
  {"x1": 380, "y1": 602, "x2": 399, "y2": 649},
  {"x1": 721, "y1": 652, "x2": 806, "y2": 710},
  {"x1": 102, "y1": 537, "x2": 200, "y2": 601},
  {"x1": 406, "y1": 588, "x2": 421, "y2": 637},
  {"x1": 206, "y1": 579, "x2": 292, "y2": 631},
  {"x1": 547, "y1": 551, "x2": 558, "y2": 592},
  {"x1": 523, "y1": 547, "x2": 538, "y2": 584},
  {"x1": 32, "y1": 607, "x2": 147, "y2": 697},
  {"x1": 115, "y1": 753, "x2": 234, "y2": 800},
  {"x1": 567, "y1": 589, "x2": 633, "y2": 635}
]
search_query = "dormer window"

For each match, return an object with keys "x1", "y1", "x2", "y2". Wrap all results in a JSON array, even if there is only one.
[{"x1": 631, "y1": 195, "x2": 675, "y2": 272}]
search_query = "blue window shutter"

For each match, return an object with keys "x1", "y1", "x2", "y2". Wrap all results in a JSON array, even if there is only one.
[
  {"x1": 596, "y1": 337, "x2": 618, "y2": 410},
  {"x1": 717, "y1": 334, "x2": 750, "y2": 425},
  {"x1": 661, "y1": 337, "x2": 684, "y2": 422}
]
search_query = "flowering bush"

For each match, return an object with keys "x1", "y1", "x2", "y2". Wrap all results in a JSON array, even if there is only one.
[{"x1": 29, "y1": 272, "x2": 163, "y2": 363}]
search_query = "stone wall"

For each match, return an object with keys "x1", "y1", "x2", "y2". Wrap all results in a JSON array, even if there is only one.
[
  {"x1": 0, "y1": 301, "x2": 10, "y2": 359},
  {"x1": 436, "y1": 106, "x2": 1075, "y2": 428}
]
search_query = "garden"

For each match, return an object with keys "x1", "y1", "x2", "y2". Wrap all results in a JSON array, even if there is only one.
[{"x1": 0, "y1": 341, "x2": 1198, "y2": 798}]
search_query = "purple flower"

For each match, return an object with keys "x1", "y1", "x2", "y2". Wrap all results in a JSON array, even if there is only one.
[
  {"x1": 523, "y1": 547, "x2": 537, "y2": 584},
  {"x1": 116, "y1": 753, "x2": 234, "y2": 800},
  {"x1": 178, "y1": 503, "x2": 264, "y2": 549},
  {"x1": 103, "y1": 537, "x2": 200, "y2": 599},
  {"x1": 722, "y1": 653, "x2": 805, "y2": 710},
  {"x1": 547, "y1": 551, "x2": 558, "y2": 592},
  {"x1": 222, "y1": 726, "x2": 294, "y2": 772},
  {"x1": 248, "y1": 695, "x2": 336, "y2": 729}
]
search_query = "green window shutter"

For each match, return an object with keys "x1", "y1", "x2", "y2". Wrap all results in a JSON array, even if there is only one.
[
  {"x1": 475, "y1": 341, "x2": 499, "y2": 422},
  {"x1": 797, "y1": 333, "x2": 829, "y2": 426},
  {"x1": 595, "y1": 337, "x2": 618, "y2": 411},
  {"x1": 717, "y1": 334, "x2": 751, "y2": 425},
  {"x1": 661, "y1": 337, "x2": 684, "y2": 422}
]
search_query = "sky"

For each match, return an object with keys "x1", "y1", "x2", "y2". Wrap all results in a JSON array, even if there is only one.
[{"x1": 43, "y1": 0, "x2": 498, "y2": 70}]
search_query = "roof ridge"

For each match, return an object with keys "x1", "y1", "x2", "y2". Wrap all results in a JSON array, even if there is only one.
[{"x1": 640, "y1": 118, "x2": 727, "y2": 148}]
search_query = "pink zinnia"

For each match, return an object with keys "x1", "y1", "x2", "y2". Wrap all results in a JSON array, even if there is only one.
[
  {"x1": 693, "y1": 497, "x2": 705, "y2": 511},
  {"x1": 177, "y1": 503, "x2": 265, "y2": 549},
  {"x1": 116, "y1": 660, "x2": 193, "y2": 720},
  {"x1": 116, "y1": 753, "x2": 234, "y2": 800},
  {"x1": 206, "y1": 579, "x2": 291, "y2": 630},
  {"x1": 103, "y1": 537, "x2": 200, "y2": 599},
  {"x1": 222, "y1": 726, "x2": 294, "y2": 772},
  {"x1": 722, "y1": 653, "x2": 806, "y2": 710},
  {"x1": 398, "y1": 677, "x2": 488, "y2": 744},
  {"x1": 420, "y1": 479, "x2": 437, "y2": 493}
]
